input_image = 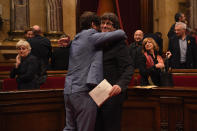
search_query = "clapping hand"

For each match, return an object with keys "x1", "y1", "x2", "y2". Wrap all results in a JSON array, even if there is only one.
[
  {"x1": 58, "y1": 37, "x2": 70, "y2": 47},
  {"x1": 155, "y1": 63, "x2": 164, "y2": 69},
  {"x1": 166, "y1": 51, "x2": 172, "y2": 59},
  {"x1": 15, "y1": 55, "x2": 21, "y2": 68}
]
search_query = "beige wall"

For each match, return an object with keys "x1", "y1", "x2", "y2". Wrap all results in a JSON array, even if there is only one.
[
  {"x1": 63, "y1": 0, "x2": 76, "y2": 39},
  {"x1": 153, "y1": 0, "x2": 186, "y2": 51},
  {"x1": 0, "y1": 0, "x2": 76, "y2": 42},
  {"x1": 0, "y1": 0, "x2": 10, "y2": 42},
  {"x1": 29, "y1": 0, "x2": 46, "y2": 32}
]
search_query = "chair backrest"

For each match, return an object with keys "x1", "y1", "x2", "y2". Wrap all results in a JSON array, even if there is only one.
[
  {"x1": 40, "y1": 76, "x2": 65, "y2": 89},
  {"x1": 173, "y1": 75, "x2": 197, "y2": 87},
  {"x1": 2, "y1": 78, "x2": 17, "y2": 91}
]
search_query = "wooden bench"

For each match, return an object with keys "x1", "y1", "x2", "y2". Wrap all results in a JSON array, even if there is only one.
[
  {"x1": 1, "y1": 69, "x2": 197, "y2": 91},
  {"x1": 131, "y1": 69, "x2": 197, "y2": 87}
]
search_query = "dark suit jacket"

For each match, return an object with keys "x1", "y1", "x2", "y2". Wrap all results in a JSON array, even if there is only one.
[
  {"x1": 167, "y1": 24, "x2": 176, "y2": 39},
  {"x1": 27, "y1": 35, "x2": 52, "y2": 66},
  {"x1": 103, "y1": 40, "x2": 134, "y2": 106},
  {"x1": 51, "y1": 47, "x2": 69, "y2": 70},
  {"x1": 129, "y1": 41, "x2": 143, "y2": 69},
  {"x1": 168, "y1": 35, "x2": 197, "y2": 69},
  {"x1": 10, "y1": 54, "x2": 40, "y2": 89}
]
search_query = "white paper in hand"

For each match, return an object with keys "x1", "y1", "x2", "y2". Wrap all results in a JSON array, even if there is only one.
[{"x1": 89, "y1": 79, "x2": 113, "y2": 107}]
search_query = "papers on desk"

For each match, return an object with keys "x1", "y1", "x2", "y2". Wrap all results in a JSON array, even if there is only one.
[
  {"x1": 89, "y1": 79, "x2": 112, "y2": 107},
  {"x1": 134, "y1": 85, "x2": 157, "y2": 89}
]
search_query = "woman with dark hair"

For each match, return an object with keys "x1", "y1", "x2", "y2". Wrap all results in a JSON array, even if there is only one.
[{"x1": 139, "y1": 37, "x2": 164, "y2": 86}]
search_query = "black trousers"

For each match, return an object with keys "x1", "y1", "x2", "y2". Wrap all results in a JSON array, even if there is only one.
[
  {"x1": 95, "y1": 95, "x2": 124, "y2": 131},
  {"x1": 179, "y1": 62, "x2": 187, "y2": 69}
]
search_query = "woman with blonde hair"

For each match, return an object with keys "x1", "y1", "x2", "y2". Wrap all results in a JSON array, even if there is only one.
[
  {"x1": 138, "y1": 37, "x2": 164, "y2": 86},
  {"x1": 10, "y1": 40, "x2": 40, "y2": 89}
]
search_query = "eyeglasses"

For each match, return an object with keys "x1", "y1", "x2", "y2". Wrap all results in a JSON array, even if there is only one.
[
  {"x1": 101, "y1": 21, "x2": 113, "y2": 26},
  {"x1": 16, "y1": 47, "x2": 27, "y2": 50}
]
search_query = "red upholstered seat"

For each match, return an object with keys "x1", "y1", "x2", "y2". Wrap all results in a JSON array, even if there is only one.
[
  {"x1": 40, "y1": 76, "x2": 65, "y2": 89},
  {"x1": 0, "y1": 66, "x2": 14, "y2": 71},
  {"x1": 2, "y1": 78, "x2": 18, "y2": 91},
  {"x1": 2, "y1": 75, "x2": 197, "y2": 90},
  {"x1": 173, "y1": 75, "x2": 197, "y2": 87},
  {"x1": 2, "y1": 77, "x2": 65, "y2": 91}
]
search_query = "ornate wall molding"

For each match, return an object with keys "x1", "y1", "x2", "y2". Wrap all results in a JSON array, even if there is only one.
[
  {"x1": 190, "y1": 0, "x2": 197, "y2": 29},
  {"x1": 46, "y1": 0, "x2": 63, "y2": 33},
  {"x1": 10, "y1": 0, "x2": 29, "y2": 32}
]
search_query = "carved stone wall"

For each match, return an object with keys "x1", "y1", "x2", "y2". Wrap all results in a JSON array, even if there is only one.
[
  {"x1": 0, "y1": 0, "x2": 76, "y2": 64},
  {"x1": 153, "y1": 0, "x2": 187, "y2": 51},
  {"x1": 46, "y1": 0, "x2": 63, "y2": 33},
  {"x1": 190, "y1": 0, "x2": 197, "y2": 29},
  {"x1": 10, "y1": 0, "x2": 29, "y2": 32}
]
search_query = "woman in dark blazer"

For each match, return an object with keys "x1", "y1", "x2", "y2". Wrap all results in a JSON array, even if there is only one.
[
  {"x1": 10, "y1": 40, "x2": 40, "y2": 90},
  {"x1": 139, "y1": 37, "x2": 164, "y2": 86}
]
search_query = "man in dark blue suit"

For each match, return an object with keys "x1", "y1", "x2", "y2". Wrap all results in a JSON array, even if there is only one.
[
  {"x1": 167, "y1": 22, "x2": 197, "y2": 69},
  {"x1": 27, "y1": 25, "x2": 52, "y2": 85}
]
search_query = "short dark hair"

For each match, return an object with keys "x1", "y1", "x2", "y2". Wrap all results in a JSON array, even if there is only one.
[
  {"x1": 101, "y1": 12, "x2": 120, "y2": 29},
  {"x1": 155, "y1": 32, "x2": 162, "y2": 38},
  {"x1": 80, "y1": 11, "x2": 100, "y2": 31},
  {"x1": 175, "y1": 12, "x2": 182, "y2": 22},
  {"x1": 24, "y1": 27, "x2": 33, "y2": 34}
]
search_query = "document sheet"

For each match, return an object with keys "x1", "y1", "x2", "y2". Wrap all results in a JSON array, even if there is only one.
[{"x1": 89, "y1": 79, "x2": 113, "y2": 107}]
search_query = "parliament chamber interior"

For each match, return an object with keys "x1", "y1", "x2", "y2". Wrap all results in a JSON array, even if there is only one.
[{"x1": 1, "y1": 0, "x2": 197, "y2": 131}]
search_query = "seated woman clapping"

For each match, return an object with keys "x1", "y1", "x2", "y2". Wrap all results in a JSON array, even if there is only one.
[
  {"x1": 138, "y1": 37, "x2": 164, "y2": 86},
  {"x1": 10, "y1": 40, "x2": 40, "y2": 90}
]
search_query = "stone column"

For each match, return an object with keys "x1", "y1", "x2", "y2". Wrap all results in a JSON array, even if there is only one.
[
  {"x1": 46, "y1": 0, "x2": 63, "y2": 33},
  {"x1": 190, "y1": 0, "x2": 197, "y2": 29},
  {"x1": 10, "y1": 0, "x2": 29, "y2": 41}
]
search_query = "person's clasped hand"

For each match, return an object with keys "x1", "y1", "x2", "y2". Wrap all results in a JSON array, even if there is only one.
[
  {"x1": 155, "y1": 63, "x2": 164, "y2": 69},
  {"x1": 109, "y1": 85, "x2": 122, "y2": 97}
]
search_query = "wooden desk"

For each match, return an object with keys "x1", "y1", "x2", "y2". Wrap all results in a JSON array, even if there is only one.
[
  {"x1": 0, "y1": 89, "x2": 65, "y2": 131},
  {"x1": 122, "y1": 86, "x2": 197, "y2": 131},
  {"x1": 1, "y1": 87, "x2": 197, "y2": 131}
]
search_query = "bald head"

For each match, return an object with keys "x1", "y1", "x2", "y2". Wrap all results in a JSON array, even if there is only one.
[
  {"x1": 32, "y1": 25, "x2": 41, "y2": 35},
  {"x1": 134, "y1": 30, "x2": 144, "y2": 42}
]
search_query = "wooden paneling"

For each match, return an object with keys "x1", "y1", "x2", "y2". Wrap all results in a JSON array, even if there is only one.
[
  {"x1": 0, "y1": 89, "x2": 65, "y2": 131},
  {"x1": 2, "y1": 87, "x2": 197, "y2": 130},
  {"x1": 140, "y1": 0, "x2": 153, "y2": 33},
  {"x1": 184, "y1": 99, "x2": 197, "y2": 131},
  {"x1": 122, "y1": 99, "x2": 160, "y2": 131}
]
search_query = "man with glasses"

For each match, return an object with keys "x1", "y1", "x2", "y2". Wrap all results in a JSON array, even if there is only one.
[{"x1": 95, "y1": 12, "x2": 134, "y2": 131}]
